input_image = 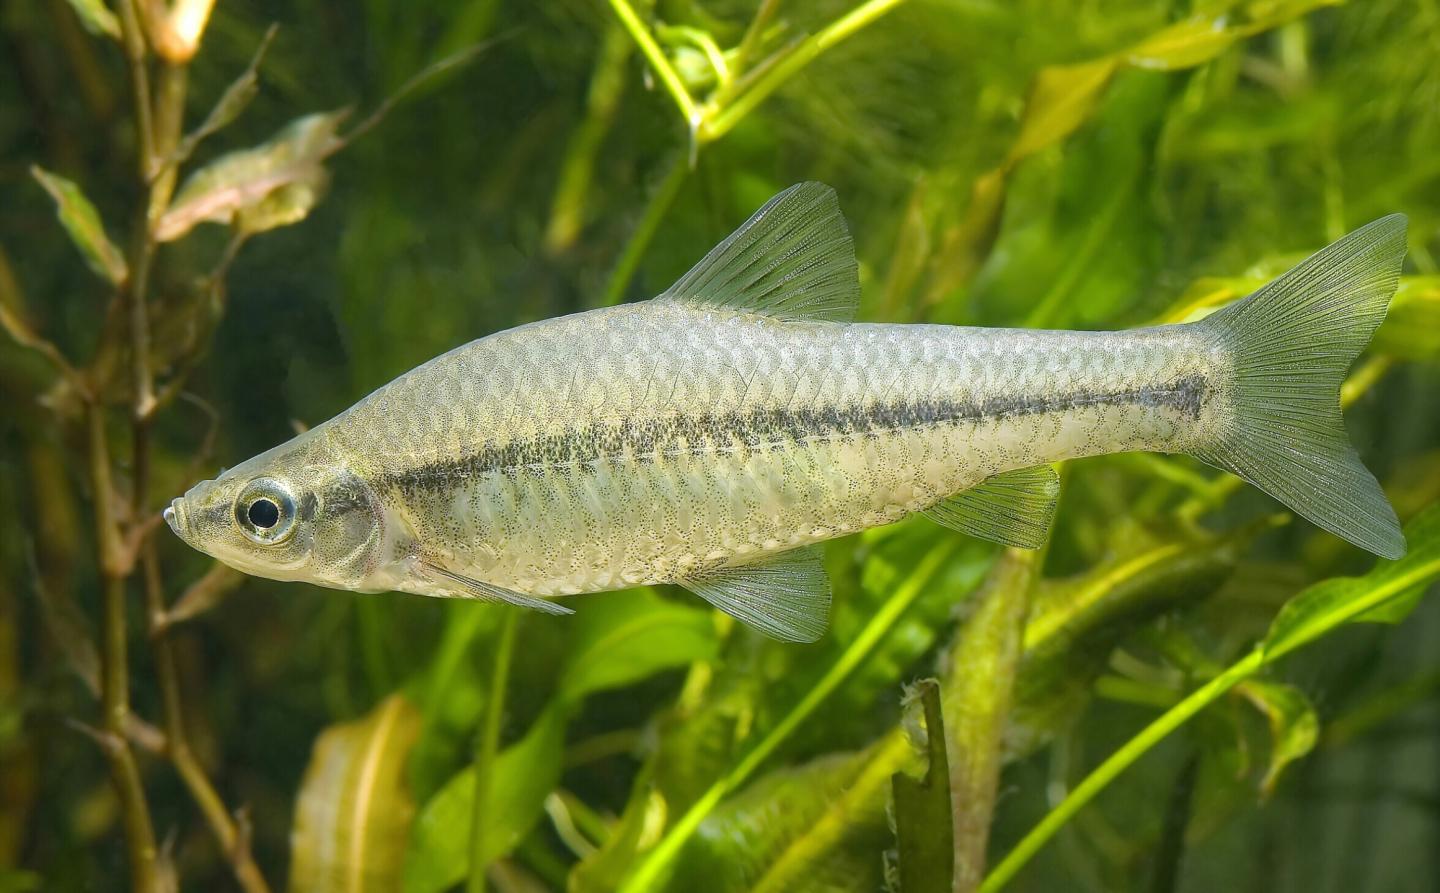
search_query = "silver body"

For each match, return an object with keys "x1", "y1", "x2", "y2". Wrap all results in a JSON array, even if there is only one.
[{"x1": 324, "y1": 302, "x2": 1213, "y2": 595}]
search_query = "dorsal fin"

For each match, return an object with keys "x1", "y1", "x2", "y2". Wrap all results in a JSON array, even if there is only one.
[
  {"x1": 678, "y1": 547, "x2": 831, "y2": 642},
  {"x1": 657, "y1": 182, "x2": 860, "y2": 322},
  {"x1": 923, "y1": 466, "x2": 1060, "y2": 549}
]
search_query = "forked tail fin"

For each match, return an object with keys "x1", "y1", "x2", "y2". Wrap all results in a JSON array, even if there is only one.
[{"x1": 1189, "y1": 214, "x2": 1408, "y2": 559}]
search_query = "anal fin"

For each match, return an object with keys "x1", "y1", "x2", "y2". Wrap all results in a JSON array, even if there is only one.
[
  {"x1": 678, "y1": 547, "x2": 831, "y2": 643},
  {"x1": 418, "y1": 560, "x2": 573, "y2": 616},
  {"x1": 923, "y1": 465, "x2": 1060, "y2": 549}
]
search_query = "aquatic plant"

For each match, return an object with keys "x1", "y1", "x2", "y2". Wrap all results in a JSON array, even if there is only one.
[{"x1": 2, "y1": 1, "x2": 1438, "y2": 890}]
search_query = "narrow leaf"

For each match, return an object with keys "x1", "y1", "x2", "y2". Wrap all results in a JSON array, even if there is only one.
[
  {"x1": 1007, "y1": 58, "x2": 1118, "y2": 163},
  {"x1": 1354, "y1": 583, "x2": 1426, "y2": 624},
  {"x1": 155, "y1": 110, "x2": 348, "y2": 242},
  {"x1": 168, "y1": 24, "x2": 279, "y2": 170},
  {"x1": 1265, "y1": 504, "x2": 1440, "y2": 659},
  {"x1": 559, "y1": 588, "x2": 718, "y2": 703},
  {"x1": 1124, "y1": 16, "x2": 1242, "y2": 70},
  {"x1": 289, "y1": 693, "x2": 424, "y2": 893},
  {"x1": 62, "y1": 0, "x2": 120, "y2": 39},
  {"x1": 983, "y1": 510, "x2": 1440, "y2": 892},
  {"x1": 890, "y1": 680, "x2": 953, "y2": 893},
  {"x1": 403, "y1": 704, "x2": 565, "y2": 893},
  {"x1": 30, "y1": 166, "x2": 127, "y2": 285},
  {"x1": 669, "y1": 747, "x2": 894, "y2": 893},
  {"x1": 1235, "y1": 680, "x2": 1318, "y2": 797}
]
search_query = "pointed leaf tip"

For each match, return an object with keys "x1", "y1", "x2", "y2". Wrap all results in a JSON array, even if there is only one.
[{"x1": 31, "y1": 166, "x2": 128, "y2": 285}]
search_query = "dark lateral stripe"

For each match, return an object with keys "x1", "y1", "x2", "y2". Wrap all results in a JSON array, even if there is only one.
[{"x1": 383, "y1": 373, "x2": 1206, "y2": 493}]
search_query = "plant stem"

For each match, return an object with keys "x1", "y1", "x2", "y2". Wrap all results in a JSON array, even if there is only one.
[
  {"x1": 109, "y1": 5, "x2": 268, "y2": 890},
  {"x1": 701, "y1": 0, "x2": 907, "y2": 142},
  {"x1": 722, "y1": 0, "x2": 783, "y2": 102},
  {"x1": 601, "y1": 156, "x2": 690, "y2": 305},
  {"x1": 88, "y1": 404, "x2": 160, "y2": 893},
  {"x1": 143, "y1": 547, "x2": 272, "y2": 893},
  {"x1": 945, "y1": 549, "x2": 1038, "y2": 892},
  {"x1": 468, "y1": 610, "x2": 519, "y2": 893},
  {"x1": 981, "y1": 546, "x2": 1440, "y2": 891},
  {"x1": 978, "y1": 650, "x2": 1262, "y2": 893},
  {"x1": 605, "y1": 0, "x2": 697, "y2": 124},
  {"x1": 619, "y1": 540, "x2": 959, "y2": 892},
  {"x1": 544, "y1": 21, "x2": 633, "y2": 254}
]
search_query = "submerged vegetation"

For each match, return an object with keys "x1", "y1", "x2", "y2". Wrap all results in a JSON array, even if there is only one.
[{"x1": 2, "y1": 0, "x2": 1439, "y2": 890}]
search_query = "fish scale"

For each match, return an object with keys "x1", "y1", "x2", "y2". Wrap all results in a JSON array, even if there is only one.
[{"x1": 324, "y1": 301, "x2": 1211, "y2": 594}]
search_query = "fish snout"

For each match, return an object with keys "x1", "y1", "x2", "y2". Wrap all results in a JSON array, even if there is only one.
[{"x1": 164, "y1": 497, "x2": 188, "y2": 540}]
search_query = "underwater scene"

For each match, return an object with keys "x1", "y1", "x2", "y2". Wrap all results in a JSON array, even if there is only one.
[{"x1": 3, "y1": 1, "x2": 1440, "y2": 890}]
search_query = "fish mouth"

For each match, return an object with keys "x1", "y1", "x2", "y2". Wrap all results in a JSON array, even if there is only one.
[{"x1": 164, "y1": 498, "x2": 188, "y2": 540}]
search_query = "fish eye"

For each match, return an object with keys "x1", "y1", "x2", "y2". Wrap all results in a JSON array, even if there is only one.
[
  {"x1": 235, "y1": 478, "x2": 297, "y2": 545},
  {"x1": 248, "y1": 498, "x2": 280, "y2": 529}
]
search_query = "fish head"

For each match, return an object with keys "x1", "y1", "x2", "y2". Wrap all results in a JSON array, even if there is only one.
[{"x1": 164, "y1": 433, "x2": 396, "y2": 591}]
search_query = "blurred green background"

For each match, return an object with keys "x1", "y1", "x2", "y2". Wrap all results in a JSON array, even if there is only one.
[{"x1": 3, "y1": 0, "x2": 1440, "y2": 891}]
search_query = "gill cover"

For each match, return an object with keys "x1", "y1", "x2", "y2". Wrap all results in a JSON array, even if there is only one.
[{"x1": 165, "y1": 433, "x2": 392, "y2": 591}]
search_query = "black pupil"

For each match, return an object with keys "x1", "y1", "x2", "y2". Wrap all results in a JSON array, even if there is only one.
[{"x1": 247, "y1": 498, "x2": 281, "y2": 529}]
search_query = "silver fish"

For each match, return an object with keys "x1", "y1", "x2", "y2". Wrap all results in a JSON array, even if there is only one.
[{"x1": 165, "y1": 183, "x2": 1407, "y2": 640}]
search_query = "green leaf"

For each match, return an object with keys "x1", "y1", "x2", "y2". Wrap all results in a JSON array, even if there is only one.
[
  {"x1": 1008, "y1": 523, "x2": 1252, "y2": 759},
  {"x1": 289, "y1": 694, "x2": 424, "y2": 893},
  {"x1": 570, "y1": 764, "x2": 663, "y2": 893},
  {"x1": 983, "y1": 509, "x2": 1440, "y2": 892},
  {"x1": 1126, "y1": 2, "x2": 1339, "y2": 70},
  {"x1": 30, "y1": 166, "x2": 127, "y2": 285},
  {"x1": 403, "y1": 703, "x2": 565, "y2": 893},
  {"x1": 669, "y1": 748, "x2": 894, "y2": 893},
  {"x1": 1373, "y1": 276, "x2": 1440, "y2": 361},
  {"x1": 559, "y1": 588, "x2": 719, "y2": 703},
  {"x1": 61, "y1": 0, "x2": 120, "y2": 39},
  {"x1": 1235, "y1": 680, "x2": 1318, "y2": 797},
  {"x1": 890, "y1": 680, "x2": 953, "y2": 893},
  {"x1": 409, "y1": 606, "x2": 501, "y2": 802},
  {"x1": 168, "y1": 25, "x2": 278, "y2": 170},
  {"x1": 1124, "y1": 15, "x2": 1246, "y2": 70},
  {"x1": 1265, "y1": 504, "x2": 1440, "y2": 660},
  {"x1": 404, "y1": 591, "x2": 712, "y2": 892},
  {"x1": 155, "y1": 109, "x2": 348, "y2": 242},
  {"x1": 1354, "y1": 583, "x2": 1427, "y2": 624},
  {"x1": 617, "y1": 539, "x2": 966, "y2": 893},
  {"x1": 1006, "y1": 59, "x2": 1118, "y2": 164}
]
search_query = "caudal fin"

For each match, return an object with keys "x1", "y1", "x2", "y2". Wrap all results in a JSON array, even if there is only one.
[{"x1": 1189, "y1": 215, "x2": 1408, "y2": 559}]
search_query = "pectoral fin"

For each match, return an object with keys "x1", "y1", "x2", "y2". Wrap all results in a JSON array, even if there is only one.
[
  {"x1": 678, "y1": 547, "x2": 831, "y2": 642},
  {"x1": 417, "y1": 560, "x2": 573, "y2": 616},
  {"x1": 923, "y1": 465, "x2": 1060, "y2": 549}
]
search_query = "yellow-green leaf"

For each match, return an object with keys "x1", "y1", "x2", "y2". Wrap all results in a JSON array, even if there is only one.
[
  {"x1": 155, "y1": 110, "x2": 347, "y2": 242},
  {"x1": 1236, "y1": 679, "x2": 1318, "y2": 797},
  {"x1": 1265, "y1": 505, "x2": 1440, "y2": 660},
  {"x1": 62, "y1": 0, "x2": 120, "y2": 39},
  {"x1": 1355, "y1": 583, "x2": 1427, "y2": 624},
  {"x1": 289, "y1": 693, "x2": 423, "y2": 893},
  {"x1": 1125, "y1": 16, "x2": 1241, "y2": 70},
  {"x1": 403, "y1": 704, "x2": 566, "y2": 893},
  {"x1": 30, "y1": 166, "x2": 127, "y2": 285},
  {"x1": 558, "y1": 588, "x2": 718, "y2": 703},
  {"x1": 1007, "y1": 58, "x2": 1118, "y2": 164}
]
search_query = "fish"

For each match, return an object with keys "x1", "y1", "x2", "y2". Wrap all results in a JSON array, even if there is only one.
[{"x1": 164, "y1": 182, "x2": 1409, "y2": 641}]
